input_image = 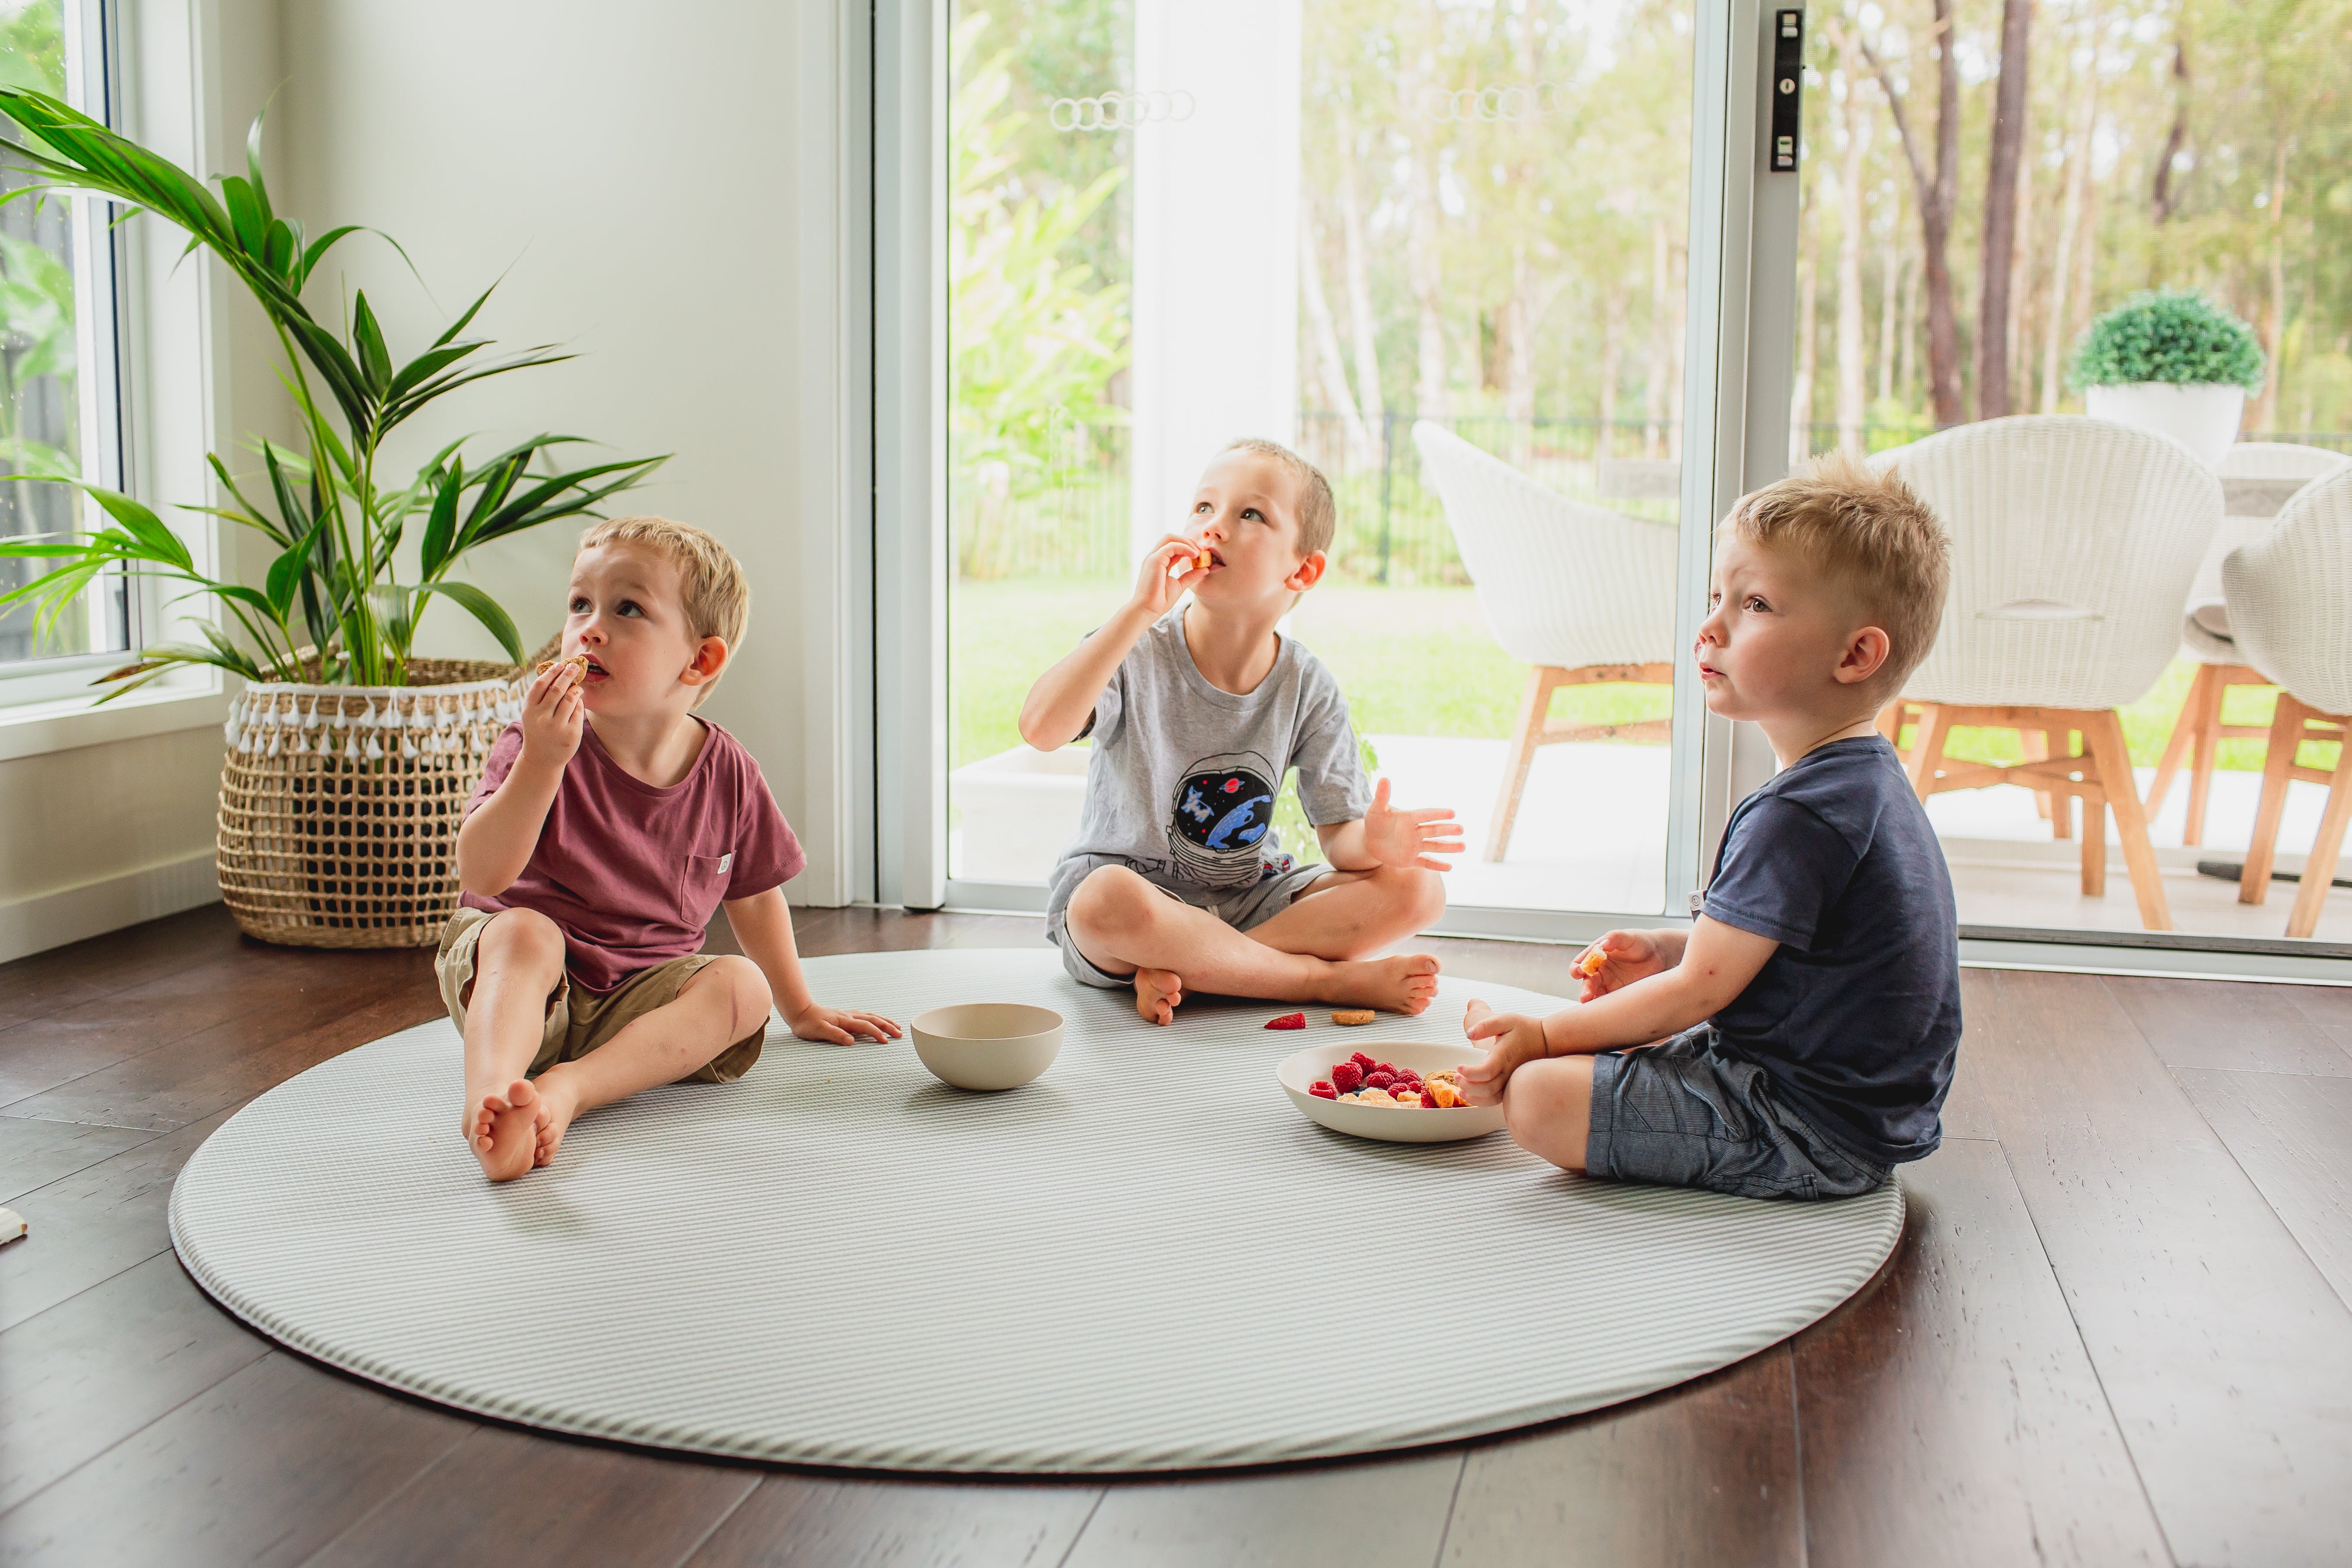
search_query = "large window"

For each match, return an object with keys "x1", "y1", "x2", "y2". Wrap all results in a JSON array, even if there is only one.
[
  {"x1": 0, "y1": 0, "x2": 125, "y2": 684},
  {"x1": 1790, "y1": 0, "x2": 2351, "y2": 947},
  {"x1": 943, "y1": 0, "x2": 1700, "y2": 922}
]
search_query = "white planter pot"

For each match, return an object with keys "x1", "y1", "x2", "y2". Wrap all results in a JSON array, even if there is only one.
[
  {"x1": 2084, "y1": 382, "x2": 2246, "y2": 470},
  {"x1": 950, "y1": 744, "x2": 1090, "y2": 882}
]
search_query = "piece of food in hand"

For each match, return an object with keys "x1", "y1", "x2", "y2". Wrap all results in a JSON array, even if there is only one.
[
  {"x1": 1427, "y1": 1079, "x2": 1464, "y2": 1108},
  {"x1": 536, "y1": 651, "x2": 591, "y2": 681},
  {"x1": 1573, "y1": 947, "x2": 1606, "y2": 979},
  {"x1": 1330, "y1": 1060, "x2": 1365, "y2": 1094},
  {"x1": 1195, "y1": 545, "x2": 1213, "y2": 570},
  {"x1": 1309, "y1": 1080, "x2": 1338, "y2": 1100},
  {"x1": 1265, "y1": 1011, "x2": 1307, "y2": 1031},
  {"x1": 1331, "y1": 1009, "x2": 1375, "y2": 1026}
]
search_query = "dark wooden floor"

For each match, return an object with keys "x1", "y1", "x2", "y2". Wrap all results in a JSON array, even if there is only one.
[{"x1": 2, "y1": 905, "x2": 2348, "y2": 1567}]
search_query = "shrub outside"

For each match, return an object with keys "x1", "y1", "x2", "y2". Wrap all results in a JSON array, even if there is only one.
[{"x1": 2070, "y1": 288, "x2": 2266, "y2": 392}]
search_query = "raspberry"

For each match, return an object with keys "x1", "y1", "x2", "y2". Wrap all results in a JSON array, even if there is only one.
[
  {"x1": 1364, "y1": 1071, "x2": 1398, "y2": 1091},
  {"x1": 1375, "y1": 1062, "x2": 1399, "y2": 1077},
  {"x1": 1331, "y1": 1061, "x2": 1365, "y2": 1094},
  {"x1": 1395, "y1": 1069, "x2": 1424, "y2": 1084},
  {"x1": 1309, "y1": 1081, "x2": 1338, "y2": 1100},
  {"x1": 1350, "y1": 1052, "x2": 1377, "y2": 1070},
  {"x1": 1265, "y1": 1012, "x2": 1307, "y2": 1031}
]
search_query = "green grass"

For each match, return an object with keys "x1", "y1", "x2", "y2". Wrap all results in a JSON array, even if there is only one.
[{"x1": 948, "y1": 577, "x2": 2323, "y2": 774}]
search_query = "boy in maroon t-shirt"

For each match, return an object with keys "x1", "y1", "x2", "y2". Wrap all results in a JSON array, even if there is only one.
[{"x1": 444, "y1": 516, "x2": 900, "y2": 1182}]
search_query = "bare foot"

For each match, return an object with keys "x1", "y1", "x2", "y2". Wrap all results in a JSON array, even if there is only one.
[
  {"x1": 528, "y1": 1068, "x2": 582, "y2": 1169},
  {"x1": 1324, "y1": 952, "x2": 1442, "y2": 1016},
  {"x1": 469, "y1": 1079, "x2": 540, "y2": 1182},
  {"x1": 1134, "y1": 966, "x2": 1184, "y2": 1027}
]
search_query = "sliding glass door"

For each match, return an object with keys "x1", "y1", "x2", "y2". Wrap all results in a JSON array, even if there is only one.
[{"x1": 940, "y1": 0, "x2": 1717, "y2": 929}]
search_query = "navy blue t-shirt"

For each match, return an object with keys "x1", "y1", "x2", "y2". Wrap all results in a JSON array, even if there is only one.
[{"x1": 1700, "y1": 734, "x2": 1960, "y2": 1166}]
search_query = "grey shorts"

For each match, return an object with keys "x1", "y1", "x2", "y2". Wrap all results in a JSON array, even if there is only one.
[
  {"x1": 1586, "y1": 1025, "x2": 1892, "y2": 1201},
  {"x1": 1045, "y1": 860, "x2": 1334, "y2": 988}
]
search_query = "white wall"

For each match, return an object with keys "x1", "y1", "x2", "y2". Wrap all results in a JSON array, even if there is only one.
[{"x1": 277, "y1": 0, "x2": 856, "y2": 900}]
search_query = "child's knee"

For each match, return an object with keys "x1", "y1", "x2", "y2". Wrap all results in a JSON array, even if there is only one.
[
  {"x1": 1068, "y1": 865, "x2": 1160, "y2": 937},
  {"x1": 478, "y1": 907, "x2": 564, "y2": 972},
  {"x1": 700, "y1": 955, "x2": 771, "y2": 1038},
  {"x1": 1503, "y1": 1057, "x2": 1592, "y2": 1171},
  {"x1": 1388, "y1": 865, "x2": 1446, "y2": 928}
]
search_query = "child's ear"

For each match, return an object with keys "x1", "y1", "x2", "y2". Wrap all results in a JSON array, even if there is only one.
[
  {"x1": 1285, "y1": 550, "x2": 1328, "y2": 593},
  {"x1": 681, "y1": 636, "x2": 730, "y2": 690},
  {"x1": 1835, "y1": 626, "x2": 1891, "y2": 686}
]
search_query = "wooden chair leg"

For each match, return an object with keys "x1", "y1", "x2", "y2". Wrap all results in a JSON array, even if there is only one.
[
  {"x1": 2286, "y1": 725, "x2": 2351, "y2": 940},
  {"x1": 1486, "y1": 666, "x2": 1563, "y2": 862},
  {"x1": 2147, "y1": 662, "x2": 2214, "y2": 822},
  {"x1": 2047, "y1": 729, "x2": 2073, "y2": 838},
  {"x1": 2080, "y1": 787, "x2": 2106, "y2": 897},
  {"x1": 1875, "y1": 700, "x2": 1903, "y2": 744},
  {"x1": 2183, "y1": 664, "x2": 2228, "y2": 848},
  {"x1": 1903, "y1": 706, "x2": 1953, "y2": 802},
  {"x1": 2085, "y1": 708, "x2": 2170, "y2": 930},
  {"x1": 2241, "y1": 696, "x2": 2305, "y2": 905},
  {"x1": 2021, "y1": 729, "x2": 2052, "y2": 823}
]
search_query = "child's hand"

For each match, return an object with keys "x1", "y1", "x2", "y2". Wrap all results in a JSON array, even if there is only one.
[
  {"x1": 1572, "y1": 930, "x2": 1671, "y2": 1001},
  {"x1": 519, "y1": 659, "x2": 585, "y2": 771},
  {"x1": 787, "y1": 1002, "x2": 904, "y2": 1047},
  {"x1": 1130, "y1": 533, "x2": 1207, "y2": 618},
  {"x1": 1360, "y1": 777, "x2": 1464, "y2": 871},
  {"x1": 1456, "y1": 999, "x2": 1547, "y2": 1105}
]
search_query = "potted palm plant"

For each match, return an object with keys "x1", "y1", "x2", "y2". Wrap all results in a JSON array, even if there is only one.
[
  {"x1": 0, "y1": 89, "x2": 664, "y2": 948},
  {"x1": 2072, "y1": 287, "x2": 2266, "y2": 469}
]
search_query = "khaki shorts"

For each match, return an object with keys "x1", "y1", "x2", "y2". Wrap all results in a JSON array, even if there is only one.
[{"x1": 435, "y1": 906, "x2": 764, "y2": 1084}]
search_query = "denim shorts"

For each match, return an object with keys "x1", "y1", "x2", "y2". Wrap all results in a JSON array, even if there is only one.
[
  {"x1": 1586, "y1": 1025, "x2": 1892, "y2": 1201},
  {"x1": 1045, "y1": 860, "x2": 1333, "y2": 988}
]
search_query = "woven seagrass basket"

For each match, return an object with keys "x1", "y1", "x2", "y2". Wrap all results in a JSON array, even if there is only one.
[{"x1": 215, "y1": 657, "x2": 524, "y2": 948}]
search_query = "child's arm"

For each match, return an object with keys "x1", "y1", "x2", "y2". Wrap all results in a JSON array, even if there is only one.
[
  {"x1": 1018, "y1": 533, "x2": 1205, "y2": 750},
  {"x1": 723, "y1": 887, "x2": 903, "y2": 1046},
  {"x1": 455, "y1": 661, "x2": 584, "y2": 897},
  {"x1": 1454, "y1": 917, "x2": 1778, "y2": 1105},
  {"x1": 1314, "y1": 777, "x2": 1464, "y2": 872}
]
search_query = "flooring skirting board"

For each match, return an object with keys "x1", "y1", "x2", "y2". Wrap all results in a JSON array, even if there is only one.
[{"x1": 0, "y1": 851, "x2": 218, "y2": 966}]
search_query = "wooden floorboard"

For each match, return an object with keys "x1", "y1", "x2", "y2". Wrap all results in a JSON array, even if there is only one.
[
  {"x1": 1790, "y1": 1139, "x2": 2171, "y2": 1567},
  {"x1": 0, "y1": 1251, "x2": 273, "y2": 1515},
  {"x1": 0, "y1": 1351, "x2": 473, "y2": 1568},
  {"x1": 1439, "y1": 1349, "x2": 1800, "y2": 1568},
  {"x1": 686, "y1": 1476, "x2": 1101, "y2": 1568},
  {"x1": 1061, "y1": 1453, "x2": 1463, "y2": 1568},
  {"x1": 1967, "y1": 968, "x2": 2352, "y2": 1564},
  {"x1": 2106, "y1": 974, "x2": 2352, "y2": 1076},
  {"x1": 302, "y1": 1424, "x2": 761, "y2": 1568},
  {"x1": 0, "y1": 903, "x2": 2346, "y2": 1565},
  {"x1": 2171, "y1": 1066, "x2": 2352, "y2": 1312}
]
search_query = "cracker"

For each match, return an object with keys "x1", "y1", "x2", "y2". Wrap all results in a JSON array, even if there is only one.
[
  {"x1": 1330, "y1": 1009, "x2": 1376, "y2": 1026},
  {"x1": 534, "y1": 651, "x2": 590, "y2": 680}
]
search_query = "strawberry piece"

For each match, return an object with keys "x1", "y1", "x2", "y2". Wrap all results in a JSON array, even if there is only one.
[
  {"x1": 1265, "y1": 1012, "x2": 1307, "y2": 1030},
  {"x1": 1331, "y1": 1061, "x2": 1365, "y2": 1094},
  {"x1": 1309, "y1": 1081, "x2": 1338, "y2": 1100},
  {"x1": 1364, "y1": 1070, "x2": 1398, "y2": 1091}
]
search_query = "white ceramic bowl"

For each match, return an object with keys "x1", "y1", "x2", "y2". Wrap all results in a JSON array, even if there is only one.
[
  {"x1": 911, "y1": 1002, "x2": 1065, "y2": 1091},
  {"x1": 1275, "y1": 1041, "x2": 1506, "y2": 1144}
]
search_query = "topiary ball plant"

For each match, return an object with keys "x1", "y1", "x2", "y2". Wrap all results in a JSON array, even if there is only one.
[{"x1": 2069, "y1": 288, "x2": 2266, "y2": 391}]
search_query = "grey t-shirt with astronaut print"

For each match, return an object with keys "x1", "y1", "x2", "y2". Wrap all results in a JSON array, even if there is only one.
[{"x1": 1043, "y1": 606, "x2": 1374, "y2": 922}]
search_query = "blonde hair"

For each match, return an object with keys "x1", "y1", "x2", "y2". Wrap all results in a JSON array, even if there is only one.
[
  {"x1": 1220, "y1": 437, "x2": 1337, "y2": 559},
  {"x1": 1723, "y1": 451, "x2": 1950, "y2": 700},
  {"x1": 576, "y1": 515, "x2": 750, "y2": 706}
]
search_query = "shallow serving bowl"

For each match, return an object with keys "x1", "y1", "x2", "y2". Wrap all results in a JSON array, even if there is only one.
[
  {"x1": 911, "y1": 1002, "x2": 1065, "y2": 1091},
  {"x1": 1274, "y1": 1041, "x2": 1507, "y2": 1144}
]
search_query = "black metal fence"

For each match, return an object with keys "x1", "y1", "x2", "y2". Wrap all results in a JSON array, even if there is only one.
[{"x1": 948, "y1": 412, "x2": 2352, "y2": 588}]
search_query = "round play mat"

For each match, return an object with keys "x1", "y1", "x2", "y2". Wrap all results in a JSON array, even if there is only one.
[{"x1": 169, "y1": 948, "x2": 1902, "y2": 1473}]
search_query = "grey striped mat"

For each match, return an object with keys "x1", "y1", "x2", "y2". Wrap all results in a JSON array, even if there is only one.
[{"x1": 169, "y1": 948, "x2": 1902, "y2": 1473}]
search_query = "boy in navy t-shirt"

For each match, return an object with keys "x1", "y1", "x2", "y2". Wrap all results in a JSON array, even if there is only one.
[{"x1": 1456, "y1": 452, "x2": 1958, "y2": 1199}]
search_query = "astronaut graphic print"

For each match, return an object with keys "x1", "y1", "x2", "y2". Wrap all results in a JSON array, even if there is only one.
[{"x1": 1168, "y1": 751, "x2": 1290, "y2": 888}]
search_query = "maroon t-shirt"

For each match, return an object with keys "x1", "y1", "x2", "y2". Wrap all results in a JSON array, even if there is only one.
[{"x1": 460, "y1": 718, "x2": 806, "y2": 992}]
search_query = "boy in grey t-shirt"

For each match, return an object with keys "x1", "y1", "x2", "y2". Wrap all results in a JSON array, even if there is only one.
[{"x1": 1020, "y1": 439, "x2": 1464, "y2": 1025}]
